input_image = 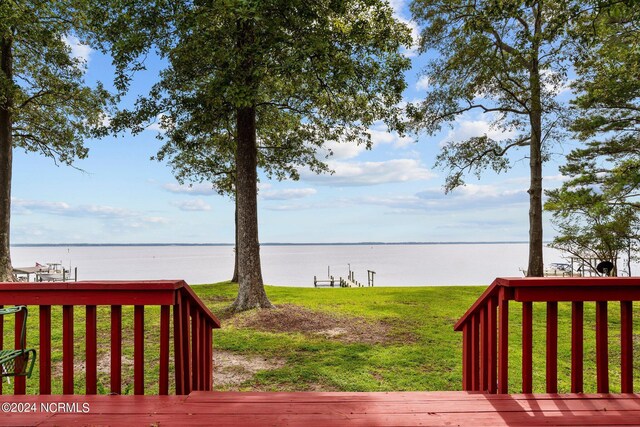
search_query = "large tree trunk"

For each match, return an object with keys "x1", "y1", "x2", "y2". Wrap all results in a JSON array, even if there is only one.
[
  {"x1": 231, "y1": 202, "x2": 238, "y2": 283},
  {"x1": 230, "y1": 105, "x2": 273, "y2": 311},
  {"x1": 526, "y1": 16, "x2": 544, "y2": 277},
  {"x1": 0, "y1": 36, "x2": 15, "y2": 282}
]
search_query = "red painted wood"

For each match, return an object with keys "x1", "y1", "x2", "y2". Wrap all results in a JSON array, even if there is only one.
[
  {"x1": 479, "y1": 306, "x2": 488, "y2": 391},
  {"x1": 0, "y1": 304, "x2": 3, "y2": 395},
  {"x1": 182, "y1": 295, "x2": 192, "y2": 395},
  {"x1": 596, "y1": 301, "x2": 609, "y2": 393},
  {"x1": 454, "y1": 279, "x2": 501, "y2": 331},
  {"x1": 14, "y1": 308, "x2": 26, "y2": 395},
  {"x1": 205, "y1": 324, "x2": 212, "y2": 391},
  {"x1": 546, "y1": 301, "x2": 558, "y2": 393},
  {"x1": 498, "y1": 288, "x2": 509, "y2": 394},
  {"x1": 4, "y1": 392, "x2": 640, "y2": 426},
  {"x1": 571, "y1": 301, "x2": 584, "y2": 393},
  {"x1": 62, "y1": 305, "x2": 74, "y2": 395},
  {"x1": 522, "y1": 301, "x2": 532, "y2": 393},
  {"x1": 515, "y1": 286, "x2": 640, "y2": 303},
  {"x1": 620, "y1": 301, "x2": 633, "y2": 393},
  {"x1": 199, "y1": 315, "x2": 206, "y2": 390},
  {"x1": 0, "y1": 290, "x2": 175, "y2": 306},
  {"x1": 39, "y1": 305, "x2": 51, "y2": 395},
  {"x1": 487, "y1": 297, "x2": 497, "y2": 394},
  {"x1": 173, "y1": 298, "x2": 185, "y2": 395},
  {"x1": 471, "y1": 313, "x2": 479, "y2": 391},
  {"x1": 86, "y1": 305, "x2": 97, "y2": 395},
  {"x1": 191, "y1": 306, "x2": 200, "y2": 390},
  {"x1": 111, "y1": 305, "x2": 122, "y2": 395},
  {"x1": 159, "y1": 305, "x2": 170, "y2": 395},
  {"x1": 134, "y1": 305, "x2": 145, "y2": 395},
  {"x1": 462, "y1": 323, "x2": 471, "y2": 390}
]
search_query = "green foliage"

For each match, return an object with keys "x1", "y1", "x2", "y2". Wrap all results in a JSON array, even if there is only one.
[
  {"x1": 93, "y1": 0, "x2": 412, "y2": 193},
  {"x1": 545, "y1": 1, "x2": 640, "y2": 275},
  {"x1": 408, "y1": 0, "x2": 575, "y2": 191},
  {"x1": 1, "y1": 0, "x2": 110, "y2": 164}
]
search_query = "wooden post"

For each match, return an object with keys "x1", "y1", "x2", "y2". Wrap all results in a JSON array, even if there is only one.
[
  {"x1": 498, "y1": 287, "x2": 509, "y2": 394},
  {"x1": 571, "y1": 301, "x2": 584, "y2": 393},
  {"x1": 522, "y1": 302, "x2": 533, "y2": 393}
]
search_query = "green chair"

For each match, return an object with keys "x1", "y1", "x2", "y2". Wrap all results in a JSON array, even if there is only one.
[{"x1": 0, "y1": 306, "x2": 36, "y2": 379}]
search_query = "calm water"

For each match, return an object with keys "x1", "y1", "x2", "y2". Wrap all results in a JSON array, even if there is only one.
[{"x1": 8, "y1": 243, "x2": 586, "y2": 287}]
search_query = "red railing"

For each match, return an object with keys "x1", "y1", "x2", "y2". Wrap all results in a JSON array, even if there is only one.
[
  {"x1": 455, "y1": 277, "x2": 640, "y2": 394},
  {"x1": 0, "y1": 280, "x2": 220, "y2": 395}
]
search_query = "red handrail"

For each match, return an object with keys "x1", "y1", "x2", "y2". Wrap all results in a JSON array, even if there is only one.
[
  {"x1": 0, "y1": 280, "x2": 220, "y2": 395},
  {"x1": 455, "y1": 277, "x2": 640, "y2": 394}
]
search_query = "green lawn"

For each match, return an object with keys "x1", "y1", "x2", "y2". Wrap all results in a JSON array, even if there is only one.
[{"x1": 3, "y1": 282, "x2": 640, "y2": 394}]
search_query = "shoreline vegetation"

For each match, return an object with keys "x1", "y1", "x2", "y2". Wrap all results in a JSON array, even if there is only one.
[{"x1": 5, "y1": 282, "x2": 638, "y2": 394}]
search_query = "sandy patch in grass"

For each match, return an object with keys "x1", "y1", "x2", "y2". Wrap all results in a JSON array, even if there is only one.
[
  {"x1": 213, "y1": 351, "x2": 286, "y2": 387},
  {"x1": 230, "y1": 304, "x2": 415, "y2": 345}
]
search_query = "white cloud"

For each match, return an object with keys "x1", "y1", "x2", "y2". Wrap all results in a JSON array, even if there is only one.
[
  {"x1": 12, "y1": 198, "x2": 169, "y2": 229},
  {"x1": 261, "y1": 188, "x2": 317, "y2": 200},
  {"x1": 440, "y1": 115, "x2": 518, "y2": 147},
  {"x1": 63, "y1": 35, "x2": 92, "y2": 65},
  {"x1": 321, "y1": 140, "x2": 368, "y2": 160},
  {"x1": 302, "y1": 159, "x2": 434, "y2": 186},
  {"x1": 416, "y1": 75, "x2": 430, "y2": 91},
  {"x1": 163, "y1": 183, "x2": 218, "y2": 196},
  {"x1": 171, "y1": 199, "x2": 212, "y2": 211},
  {"x1": 146, "y1": 114, "x2": 171, "y2": 133},
  {"x1": 357, "y1": 184, "x2": 528, "y2": 213}
]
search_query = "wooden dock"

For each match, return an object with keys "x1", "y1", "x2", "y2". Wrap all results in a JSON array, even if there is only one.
[{"x1": 1, "y1": 391, "x2": 639, "y2": 426}]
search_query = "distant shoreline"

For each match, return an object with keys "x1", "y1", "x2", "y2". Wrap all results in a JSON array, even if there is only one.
[{"x1": 12, "y1": 241, "x2": 535, "y2": 247}]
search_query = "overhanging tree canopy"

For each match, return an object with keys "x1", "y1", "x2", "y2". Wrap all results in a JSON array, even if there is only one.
[
  {"x1": 93, "y1": 0, "x2": 412, "y2": 310},
  {"x1": 0, "y1": 0, "x2": 110, "y2": 280}
]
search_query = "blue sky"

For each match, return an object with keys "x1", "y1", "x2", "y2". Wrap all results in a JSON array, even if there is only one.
[{"x1": 12, "y1": 1, "x2": 578, "y2": 244}]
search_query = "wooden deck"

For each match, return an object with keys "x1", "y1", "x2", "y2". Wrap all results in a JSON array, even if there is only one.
[{"x1": 1, "y1": 391, "x2": 640, "y2": 426}]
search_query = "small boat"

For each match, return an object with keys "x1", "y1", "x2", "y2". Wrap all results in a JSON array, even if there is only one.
[{"x1": 544, "y1": 262, "x2": 573, "y2": 277}]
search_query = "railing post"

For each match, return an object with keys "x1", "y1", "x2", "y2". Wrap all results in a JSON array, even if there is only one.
[
  {"x1": 462, "y1": 322, "x2": 471, "y2": 390},
  {"x1": 0, "y1": 305, "x2": 3, "y2": 395},
  {"x1": 571, "y1": 301, "x2": 584, "y2": 393},
  {"x1": 480, "y1": 305, "x2": 488, "y2": 391},
  {"x1": 159, "y1": 305, "x2": 171, "y2": 395},
  {"x1": 546, "y1": 301, "x2": 558, "y2": 393},
  {"x1": 173, "y1": 297, "x2": 185, "y2": 395},
  {"x1": 191, "y1": 305, "x2": 201, "y2": 390},
  {"x1": 181, "y1": 294, "x2": 192, "y2": 395},
  {"x1": 14, "y1": 308, "x2": 26, "y2": 395},
  {"x1": 134, "y1": 305, "x2": 145, "y2": 395},
  {"x1": 487, "y1": 296, "x2": 497, "y2": 394},
  {"x1": 39, "y1": 305, "x2": 52, "y2": 395},
  {"x1": 471, "y1": 312, "x2": 480, "y2": 391},
  {"x1": 86, "y1": 305, "x2": 97, "y2": 395},
  {"x1": 206, "y1": 324, "x2": 213, "y2": 391},
  {"x1": 110, "y1": 305, "x2": 122, "y2": 395},
  {"x1": 522, "y1": 302, "x2": 533, "y2": 393},
  {"x1": 62, "y1": 305, "x2": 74, "y2": 395},
  {"x1": 620, "y1": 301, "x2": 633, "y2": 393},
  {"x1": 596, "y1": 301, "x2": 609, "y2": 393},
  {"x1": 498, "y1": 287, "x2": 509, "y2": 394}
]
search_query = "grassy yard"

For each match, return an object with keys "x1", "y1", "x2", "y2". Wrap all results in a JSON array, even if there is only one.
[{"x1": 3, "y1": 282, "x2": 640, "y2": 394}]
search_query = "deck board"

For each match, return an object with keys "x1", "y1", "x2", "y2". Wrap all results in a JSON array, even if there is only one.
[{"x1": 0, "y1": 391, "x2": 639, "y2": 426}]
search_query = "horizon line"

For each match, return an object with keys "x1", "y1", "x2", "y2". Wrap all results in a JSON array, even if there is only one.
[{"x1": 12, "y1": 241, "x2": 536, "y2": 247}]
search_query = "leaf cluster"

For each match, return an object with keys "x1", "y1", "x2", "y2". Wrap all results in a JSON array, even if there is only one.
[
  {"x1": 92, "y1": 0, "x2": 412, "y2": 195},
  {"x1": 408, "y1": 0, "x2": 576, "y2": 189},
  {"x1": 1, "y1": 0, "x2": 111, "y2": 165}
]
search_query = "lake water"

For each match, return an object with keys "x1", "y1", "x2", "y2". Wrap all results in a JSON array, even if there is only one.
[{"x1": 8, "y1": 243, "x2": 592, "y2": 287}]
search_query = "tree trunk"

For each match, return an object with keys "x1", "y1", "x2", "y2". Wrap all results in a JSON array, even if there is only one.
[
  {"x1": 526, "y1": 18, "x2": 544, "y2": 277},
  {"x1": 231, "y1": 202, "x2": 238, "y2": 283},
  {"x1": 0, "y1": 36, "x2": 15, "y2": 282},
  {"x1": 230, "y1": 105, "x2": 273, "y2": 311}
]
